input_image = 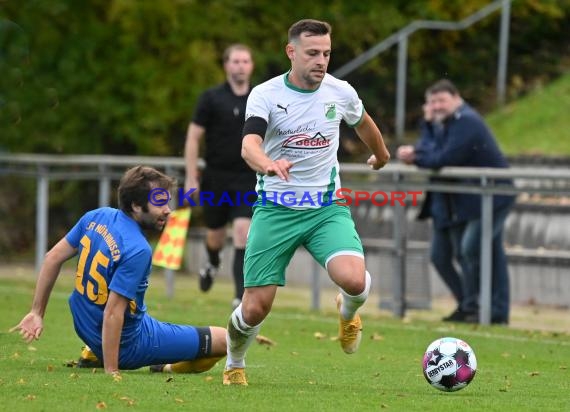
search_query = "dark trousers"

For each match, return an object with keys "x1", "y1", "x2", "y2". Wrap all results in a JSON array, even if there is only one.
[
  {"x1": 460, "y1": 202, "x2": 513, "y2": 321},
  {"x1": 430, "y1": 224, "x2": 465, "y2": 306}
]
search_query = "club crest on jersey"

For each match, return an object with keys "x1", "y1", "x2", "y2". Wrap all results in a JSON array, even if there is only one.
[{"x1": 324, "y1": 103, "x2": 336, "y2": 120}]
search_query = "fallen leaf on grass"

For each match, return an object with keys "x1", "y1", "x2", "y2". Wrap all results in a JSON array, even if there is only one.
[
  {"x1": 528, "y1": 371, "x2": 540, "y2": 376},
  {"x1": 313, "y1": 332, "x2": 327, "y2": 340},
  {"x1": 370, "y1": 333, "x2": 384, "y2": 341},
  {"x1": 96, "y1": 401, "x2": 107, "y2": 409},
  {"x1": 256, "y1": 335, "x2": 276, "y2": 346},
  {"x1": 119, "y1": 396, "x2": 135, "y2": 406}
]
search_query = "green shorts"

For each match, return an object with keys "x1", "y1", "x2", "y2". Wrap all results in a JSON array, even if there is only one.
[{"x1": 244, "y1": 203, "x2": 364, "y2": 287}]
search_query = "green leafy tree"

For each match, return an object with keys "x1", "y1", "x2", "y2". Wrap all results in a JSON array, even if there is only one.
[{"x1": 1, "y1": 0, "x2": 568, "y2": 154}]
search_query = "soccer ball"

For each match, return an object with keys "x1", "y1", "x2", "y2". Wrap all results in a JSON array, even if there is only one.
[{"x1": 422, "y1": 337, "x2": 477, "y2": 392}]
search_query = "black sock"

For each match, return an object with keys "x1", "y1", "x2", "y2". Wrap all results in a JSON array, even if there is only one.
[
  {"x1": 206, "y1": 245, "x2": 221, "y2": 268},
  {"x1": 233, "y1": 248, "x2": 245, "y2": 299}
]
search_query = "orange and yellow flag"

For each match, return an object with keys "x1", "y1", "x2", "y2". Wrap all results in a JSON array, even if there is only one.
[{"x1": 152, "y1": 207, "x2": 191, "y2": 270}]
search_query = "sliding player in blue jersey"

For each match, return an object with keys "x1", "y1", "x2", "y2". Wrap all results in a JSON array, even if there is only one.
[{"x1": 11, "y1": 166, "x2": 226, "y2": 377}]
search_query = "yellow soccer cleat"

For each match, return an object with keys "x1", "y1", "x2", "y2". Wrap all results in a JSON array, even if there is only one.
[
  {"x1": 77, "y1": 345, "x2": 103, "y2": 368},
  {"x1": 336, "y1": 293, "x2": 362, "y2": 354},
  {"x1": 223, "y1": 367, "x2": 248, "y2": 386}
]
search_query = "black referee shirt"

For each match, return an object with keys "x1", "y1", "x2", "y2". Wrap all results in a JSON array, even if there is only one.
[{"x1": 192, "y1": 82, "x2": 252, "y2": 173}]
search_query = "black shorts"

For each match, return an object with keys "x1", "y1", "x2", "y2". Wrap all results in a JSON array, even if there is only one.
[{"x1": 200, "y1": 169, "x2": 257, "y2": 229}]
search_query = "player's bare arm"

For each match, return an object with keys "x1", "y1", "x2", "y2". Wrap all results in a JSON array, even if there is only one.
[
  {"x1": 10, "y1": 238, "x2": 77, "y2": 342},
  {"x1": 242, "y1": 134, "x2": 293, "y2": 181},
  {"x1": 355, "y1": 112, "x2": 390, "y2": 170},
  {"x1": 102, "y1": 291, "x2": 128, "y2": 374},
  {"x1": 184, "y1": 122, "x2": 205, "y2": 194}
]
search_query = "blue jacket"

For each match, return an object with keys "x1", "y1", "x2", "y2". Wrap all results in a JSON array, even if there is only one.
[
  {"x1": 414, "y1": 103, "x2": 515, "y2": 221},
  {"x1": 415, "y1": 120, "x2": 461, "y2": 229}
]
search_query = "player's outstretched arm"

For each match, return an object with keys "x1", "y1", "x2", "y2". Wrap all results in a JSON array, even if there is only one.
[
  {"x1": 10, "y1": 238, "x2": 77, "y2": 342},
  {"x1": 355, "y1": 112, "x2": 390, "y2": 170}
]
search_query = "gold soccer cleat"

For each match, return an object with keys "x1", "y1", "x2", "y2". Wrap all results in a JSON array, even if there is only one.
[
  {"x1": 77, "y1": 346, "x2": 103, "y2": 368},
  {"x1": 335, "y1": 293, "x2": 362, "y2": 354},
  {"x1": 223, "y1": 367, "x2": 248, "y2": 386}
]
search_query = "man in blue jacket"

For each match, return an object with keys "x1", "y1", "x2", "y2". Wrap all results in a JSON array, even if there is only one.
[
  {"x1": 399, "y1": 79, "x2": 515, "y2": 324},
  {"x1": 398, "y1": 98, "x2": 466, "y2": 322}
]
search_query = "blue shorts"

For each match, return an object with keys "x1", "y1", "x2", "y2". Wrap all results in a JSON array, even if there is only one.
[{"x1": 76, "y1": 315, "x2": 212, "y2": 370}]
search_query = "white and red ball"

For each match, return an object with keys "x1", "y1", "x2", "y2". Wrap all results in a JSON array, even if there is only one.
[{"x1": 422, "y1": 337, "x2": 477, "y2": 392}]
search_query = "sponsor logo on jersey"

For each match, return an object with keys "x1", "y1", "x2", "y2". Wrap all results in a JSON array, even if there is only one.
[
  {"x1": 276, "y1": 103, "x2": 289, "y2": 114},
  {"x1": 281, "y1": 132, "x2": 330, "y2": 149}
]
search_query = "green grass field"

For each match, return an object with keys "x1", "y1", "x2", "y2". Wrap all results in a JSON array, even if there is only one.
[
  {"x1": 1, "y1": 267, "x2": 569, "y2": 412},
  {"x1": 487, "y1": 71, "x2": 570, "y2": 156}
]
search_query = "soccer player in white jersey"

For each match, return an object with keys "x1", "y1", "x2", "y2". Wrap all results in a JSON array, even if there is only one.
[{"x1": 222, "y1": 19, "x2": 390, "y2": 386}]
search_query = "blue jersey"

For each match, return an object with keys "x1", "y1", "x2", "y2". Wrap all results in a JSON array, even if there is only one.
[{"x1": 66, "y1": 207, "x2": 152, "y2": 348}]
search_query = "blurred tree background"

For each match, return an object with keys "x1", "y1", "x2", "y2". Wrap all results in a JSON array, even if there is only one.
[
  {"x1": 1, "y1": 0, "x2": 569, "y2": 258},
  {"x1": 2, "y1": 0, "x2": 569, "y2": 156}
]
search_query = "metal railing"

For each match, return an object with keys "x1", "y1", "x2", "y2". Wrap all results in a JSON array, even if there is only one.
[
  {"x1": 333, "y1": 0, "x2": 512, "y2": 139},
  {"x1": 2, "y1": 152, "x2": 570, "y2": 325}
]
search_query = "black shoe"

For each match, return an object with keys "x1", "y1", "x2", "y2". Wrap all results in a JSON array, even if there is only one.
[
  {"x1": 442, "y1": 308, "x2": 478, "y2": 323},
  {"x1": 463, "y1": 312, "x2": 480, "y2": 323},
  {"x1": 76, "y1": 346, "x2": 103, "y2": 368},
  {"x1": 442, "y1": 308, "x2": 462, "y2": 322},
  {"x1": 77, "y1": 358, "x2": 103, "y2": 368},
  {"x1": 199, "y1": 264, "x2": 218, "y2": 292},
  {"x1": 491, "y1": 317, "x2": 509, "y2": 325},
  {"x1": 149, "y1": 364, "x2": 165, "y2": 373}
]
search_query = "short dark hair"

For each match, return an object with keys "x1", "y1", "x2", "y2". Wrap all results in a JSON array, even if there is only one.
[
  {"x1": 223, "y1": 43, "x2": 252, "y2": 63},
  {"x1": 288, "y1": 19, "x2": 332, "y2": 43},
  {"x1": 427, "y1": 79, "x2": 460, "y2": 96},
  {"x1": 118, "y1": 166, "x2": 176, "y2": 214}
]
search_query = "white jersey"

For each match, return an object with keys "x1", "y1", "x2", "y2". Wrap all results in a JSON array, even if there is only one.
[{"x1": 245, "y1": 72, "x2": 364, "y2": 209}]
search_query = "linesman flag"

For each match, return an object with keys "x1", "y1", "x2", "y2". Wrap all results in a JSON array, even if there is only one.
[{"x1": 152, "y1": 207, "x2": 191, "y2": 270}]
